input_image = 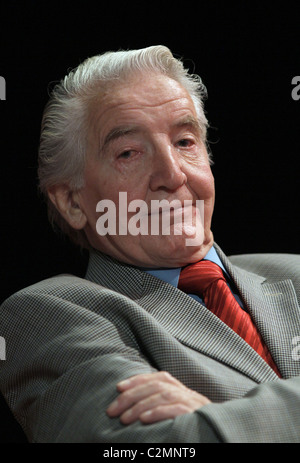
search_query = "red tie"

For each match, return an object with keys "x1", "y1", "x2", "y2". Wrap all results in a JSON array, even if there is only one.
[{"x1": 178, "y1": 260, "x2": 281, "y2": 376}]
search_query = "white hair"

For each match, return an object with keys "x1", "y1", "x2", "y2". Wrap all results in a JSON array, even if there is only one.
[{"x1": 38, "y1": 45, "x2": 210, "y2": 248}]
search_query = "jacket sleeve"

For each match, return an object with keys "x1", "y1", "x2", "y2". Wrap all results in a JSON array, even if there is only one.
[
  {"x1": 0, "y1": 282, "x2": 220, "y2": 443},
  {"x1": 197, "y1": 375, "x2": 300, "y2": 442},
  {"x1": 1, "y1": 280, "x2": 299, "y2": 443}
]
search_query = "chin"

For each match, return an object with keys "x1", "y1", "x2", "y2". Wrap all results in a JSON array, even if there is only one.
[
  {"x1": 144, "y1": 234, "x2": 213, "y2": 268},
  {"x1": 171, "y1": 247, "x2": 209, "y2": 267}
]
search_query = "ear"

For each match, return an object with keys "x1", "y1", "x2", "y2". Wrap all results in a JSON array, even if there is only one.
[{"x1": 47, "y1": 184, "x2": 87, "y2": 230}]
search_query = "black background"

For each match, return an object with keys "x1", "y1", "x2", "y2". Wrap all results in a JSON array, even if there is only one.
[{"x1": 1, "y1": 0, "x2": 299, "y2": 304}]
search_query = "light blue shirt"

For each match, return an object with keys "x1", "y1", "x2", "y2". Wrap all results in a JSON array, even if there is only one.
[{"x1": 144, "y1": 247, "x2": 244, "y2": 308}]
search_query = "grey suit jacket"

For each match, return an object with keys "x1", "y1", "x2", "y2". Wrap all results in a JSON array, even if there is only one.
[{"x1": 0, "y1": 243, "x2": 300, "y2": 443}]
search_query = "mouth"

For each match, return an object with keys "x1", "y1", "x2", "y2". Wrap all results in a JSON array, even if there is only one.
[
  {"x1": 147, "y1": 199, "x2": 197, "y2": 216},
  {"x1": 145, "y1": 201, "x2": 202, "y2": 237}
]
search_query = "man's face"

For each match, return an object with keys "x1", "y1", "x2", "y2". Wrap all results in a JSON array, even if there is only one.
[{"x1": 78, "y1": 73, "x2": 215, "y2": 267}]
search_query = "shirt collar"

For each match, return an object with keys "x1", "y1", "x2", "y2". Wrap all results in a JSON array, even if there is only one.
[{"x1": 144, "y1": 246, "x2": 226, "y2": 288}]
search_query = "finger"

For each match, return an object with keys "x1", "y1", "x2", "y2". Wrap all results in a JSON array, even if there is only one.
[
  {"x1": 107, "y1": 379, "x2": 168, "y2": 417},
  {"x1": 119, "y1": 387, "x2": 184, "y2": 424},
  {"x1": 139, "y1": 403, "x2": 193, "y2": 424},
  {"x1": 117, "y1": 371, "x2": 184, "y2": 392},
  {"x1": 118, "y1": 385, "x2": 211, "y2": 424},
  {"x1": 106, "y1": 372, "x2": 210, "y2": 420},
  {"x1": 139, "y1": 392, "x2": 211, "y2": 424}
]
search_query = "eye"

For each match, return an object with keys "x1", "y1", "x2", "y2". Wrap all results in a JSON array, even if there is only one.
[
  {"x1": 176, "y1": 138, "x2": 194, "y2": 148},
  {"x1": 118, "y1": 150, "x2": 133, "y2": 159}
]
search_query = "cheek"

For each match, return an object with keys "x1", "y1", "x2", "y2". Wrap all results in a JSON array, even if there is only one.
[
  {"x1": 102, "y1": 163, "x2": 150, "y2": 202},
  {"x1": 80, "y1": 176, "x2": 151, "y2": 228},
  {"x1": 79, "y1": 188, "x2": 101, "y2": 221},
  {"x1": 189, "y1": 167, "x2": 215, "y2": 199},
  {"x1": 206, "y1": 173, "x2": 215, "y2": 199},
  {"x1": 82, "y1": 164, "x2": 118, "y2": 204},
  {"x1": 110, "y1": 171, "x2": 150, "y2": 205}
]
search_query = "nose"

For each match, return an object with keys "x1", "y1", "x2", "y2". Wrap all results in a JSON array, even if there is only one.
[{"x1": 149, "y1": 144, "x2": 187, "y2": 192}]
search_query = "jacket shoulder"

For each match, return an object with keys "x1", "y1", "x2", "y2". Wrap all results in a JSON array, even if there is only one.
[
  {"x1": 2, "y1": 274, "x2": 90, "y2": 298},
  {"x1": 0, "y1": 274, "x2": 115, "y2": 313},
  {"x1": 228, "y1": 253, "x2": 300, "y2": 283}
]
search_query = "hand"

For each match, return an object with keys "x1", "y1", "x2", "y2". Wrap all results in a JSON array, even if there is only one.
[{"x1": 106, "y1": 371, "x2": 211, "y2": 424}]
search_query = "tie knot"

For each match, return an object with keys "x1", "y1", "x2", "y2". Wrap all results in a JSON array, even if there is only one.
[{"x1": 178, "y1": 260, "x2": 226, "y2": 296}]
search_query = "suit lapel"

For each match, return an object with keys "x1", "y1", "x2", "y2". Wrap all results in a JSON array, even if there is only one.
[
  {"x1": 214, "y1": 243, "x2": 300, "y2": 378},
  {"x1": 136, "y1": 272, "x2": 279, "y2": 383},
  {"x1": 86, "y1": 248, "x2": 280, "y2": 383}
]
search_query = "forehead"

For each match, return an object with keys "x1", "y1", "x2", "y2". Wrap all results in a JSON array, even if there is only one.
[
  {"x1": 109, "y1": 73, "x2": 190, "y2": 105},
  {"x1": 89, "y1": 73, "x2": 197, "y2": 137}
]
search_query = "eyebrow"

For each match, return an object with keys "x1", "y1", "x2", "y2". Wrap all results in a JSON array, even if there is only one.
[
  {"x1": 101, "y1": 115, "x2": 202, "y2": 152},
  {"x1": 101, "y1": 126, "x2": 141, "y2": 151},
  {"x1": 171, "y1": 115, "x2": 202, "y2": 136}
]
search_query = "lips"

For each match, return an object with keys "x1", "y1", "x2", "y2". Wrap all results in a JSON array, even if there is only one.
[{"x1": 147, "y1": 198, "x2": 197, "y2": 216}]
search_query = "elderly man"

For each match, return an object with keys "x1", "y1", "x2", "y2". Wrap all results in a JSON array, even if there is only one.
[{"x1": 0, "y1": 46, "x2": 299, "y2": 443}]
